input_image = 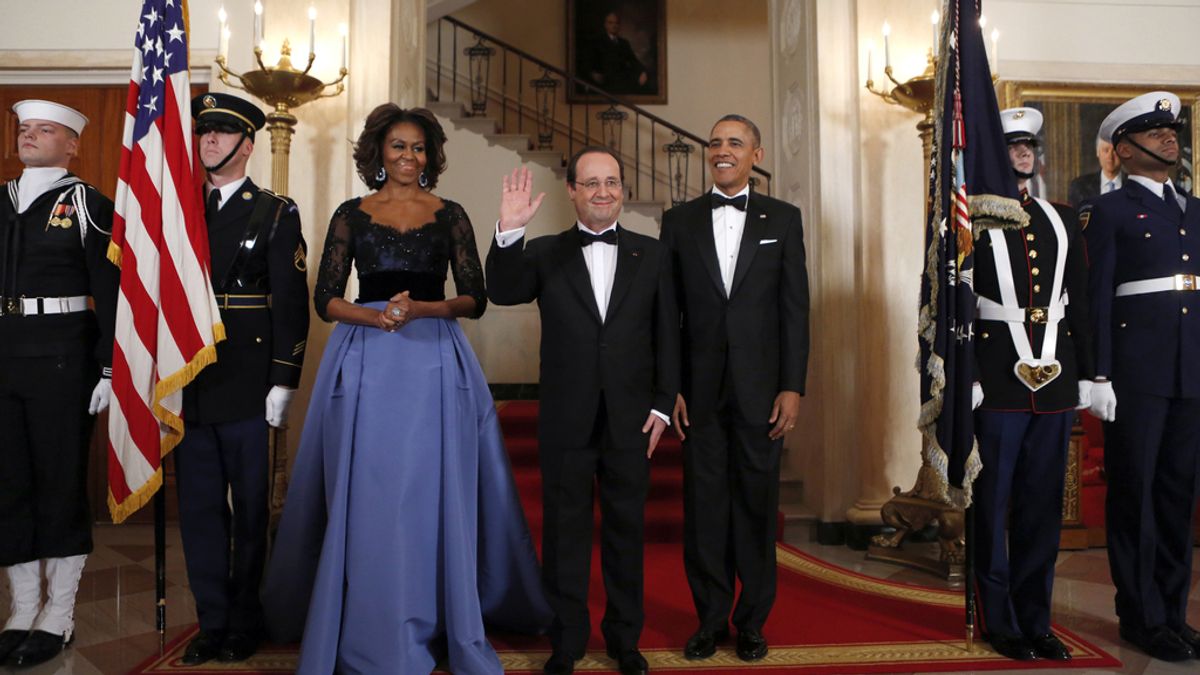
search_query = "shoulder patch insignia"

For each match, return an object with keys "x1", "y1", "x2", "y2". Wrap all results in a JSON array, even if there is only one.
[
  {"x1": 1078, "y1": 206, "x2": 1092, "y2": 230},
  {"x1": 294, "y1": 244, "x2": 307, "y2": 272}
]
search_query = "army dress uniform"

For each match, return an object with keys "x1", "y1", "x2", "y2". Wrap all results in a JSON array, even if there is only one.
[
  {"x1": 174, "y1": 93, "x2": 309, "y2": 654},
  {"x1": 1085, "y1": 92, "x2": 1200, "y2": 659},
  {"x1": 971, "y1": 108, "x2": 1094, "y2": 661},
  {"x1": 0, "y1": 101, "x2": 119, "y2": 664}
]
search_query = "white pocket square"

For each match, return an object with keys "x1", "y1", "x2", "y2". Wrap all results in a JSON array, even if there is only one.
[{"x1": 759, "y1": 239, "x2": 778, "y2": 245}]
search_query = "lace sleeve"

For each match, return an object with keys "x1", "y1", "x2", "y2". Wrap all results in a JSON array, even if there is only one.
[
  {"x1": 313, "y1": 200, "x2": 358, "y2": 321},
  {"x1": 446, "y1": 201, "x2": 487, "y2": 319}
]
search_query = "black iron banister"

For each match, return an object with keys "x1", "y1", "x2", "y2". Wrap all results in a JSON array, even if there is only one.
[{"x1": 432, "y1": 16, "x2": 772, "y2": 200}]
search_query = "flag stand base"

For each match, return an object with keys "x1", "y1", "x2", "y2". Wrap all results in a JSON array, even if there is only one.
[{"x1": 866, "y1": 490, "x2": 965, "y2": 582}]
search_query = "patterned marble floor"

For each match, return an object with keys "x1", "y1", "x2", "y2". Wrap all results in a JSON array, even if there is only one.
[{"x1": 0, "y1": 524, "x2": 1197, "y2": 674}]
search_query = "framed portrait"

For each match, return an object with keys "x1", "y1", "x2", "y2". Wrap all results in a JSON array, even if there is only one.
[
  {"x1": 567, "y1": 0, "x2": 667, "y2": 104},
  {"x1": 998, "y1": 81, "x2": 1200, "y2": 206}
]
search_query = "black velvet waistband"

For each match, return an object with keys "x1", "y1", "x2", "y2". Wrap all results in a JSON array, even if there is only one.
[{"x1": 355, "y1": 271, "x2": 445, "y2": 304}]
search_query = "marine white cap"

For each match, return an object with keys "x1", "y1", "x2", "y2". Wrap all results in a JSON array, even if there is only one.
[
  {"x1": 13, "y1": 99, "x2": 89, "y2": 136},
  {"x1": 999, "y1": 107, "x2": 1043, "y2": 145}
]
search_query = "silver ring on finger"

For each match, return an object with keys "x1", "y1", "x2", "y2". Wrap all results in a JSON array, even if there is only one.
[{"x1": 390, "y1": 307, "x2": 402, "y2": 318}]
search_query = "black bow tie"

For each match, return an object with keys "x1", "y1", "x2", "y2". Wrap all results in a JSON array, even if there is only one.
[
  {"x1": 579, "y1": 228, "x2": 618, "y2": 247},
  {"x1": 710, "y1": 193, "x2": 747, "y2": 211}
]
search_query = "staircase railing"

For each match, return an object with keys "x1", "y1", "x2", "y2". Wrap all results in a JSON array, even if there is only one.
[{"x1": 427, "y1": 16, "x2": 772, "y2": 205}]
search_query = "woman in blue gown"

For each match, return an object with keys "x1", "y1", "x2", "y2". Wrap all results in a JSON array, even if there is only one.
[{"x1": 262, "y1": 105, "x2": 551, "y2": 674}]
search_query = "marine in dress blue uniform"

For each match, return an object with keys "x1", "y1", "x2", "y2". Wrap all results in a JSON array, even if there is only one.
[
  {"x1": 1084, "y1": 91, "x2": 1200, "y2": 662},
  {"x1": 971, "y1": 107, "x2": 1094, "y2": 662},
  {"x1": 0, "y1": 100, "x2": 119, "y2": 668},
  {"x1": 175, "y1": 93, "x2": 310, "y2": 666}
]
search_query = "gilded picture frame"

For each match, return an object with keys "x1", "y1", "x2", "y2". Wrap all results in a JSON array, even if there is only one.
[
  {"x1": 997, "y1": 81, "x2": 1200, "y2": 203},
  {"x1": 566, "y1": 0, "x2": 667, "y2": 104}
]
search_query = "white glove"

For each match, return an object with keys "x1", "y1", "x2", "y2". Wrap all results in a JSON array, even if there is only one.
[
  {"x1": 1076, "y1": 380, "x2": 1093, "y2": 410},
  {"x1": 971, "y1": 382, "x2": 984, "y2": 410},
  {"x1": 1088, "y1": 381, "x2": 1117, "y2": 422},
  {"x1": 265, "y1": 386, "x2": 296, "y2": 428},
  {"x1": 88, "y1": 378, "x2": 112, "y2": 415}
]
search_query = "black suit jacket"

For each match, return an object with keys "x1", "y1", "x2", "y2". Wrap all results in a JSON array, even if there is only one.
[
  {"x1": 487, "y1": 225, "x2": 679, "y2": 450},
  {"x1": 660, "y1": 192, "x2": 810, "y2": 422},
  {"x1": 973, "y1": 198, "x2": 1094, "y2": 412},
  {"x1": 1068, "y1": 171, "x2": 1124, "y2": 209},
  {"x1": 183, "y1": 179, "x2": 310, "y2": 425}
]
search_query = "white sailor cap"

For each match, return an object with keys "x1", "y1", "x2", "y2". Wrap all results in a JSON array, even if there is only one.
[
  {"x1": 999, "y1": 107, "x2": 1043, "y2": 146},
  {"x1": 12, "y1": 99, "x2": 89, "y2": 136},
  {"x1": 1099, "y1": 91, "x2": 1183, "y2": 145}
]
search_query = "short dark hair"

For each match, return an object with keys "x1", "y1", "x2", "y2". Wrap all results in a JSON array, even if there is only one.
[
  {"x1": 566, "y1": 145, "x2": 625, "y2": 184},
  {"x1": 713, "y1": 114, "x2": 761, "y2": 148},
  {"x1": 354, "y1": 104, "x2": 448, "y2": 190}
]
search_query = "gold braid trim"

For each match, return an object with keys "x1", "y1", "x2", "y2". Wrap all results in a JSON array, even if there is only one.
[
  {"x1": 969, "y1": 193, "x2": 1029, "y2": 235},
  {"x1": 108, "y1": 469, "x2": 163, "y2": 525},
  {"x1": 107, "y1": 240, "x2": 123, "y2": 269}
]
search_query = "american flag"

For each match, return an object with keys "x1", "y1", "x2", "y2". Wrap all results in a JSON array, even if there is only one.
[{"x1": 107, "y1": 0, "x2": 224, "y2": 523}]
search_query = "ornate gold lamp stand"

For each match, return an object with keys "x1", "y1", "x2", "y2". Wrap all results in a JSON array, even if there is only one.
[{"x1": 214, "y1": 43, "x2": 347, "y2": 196}]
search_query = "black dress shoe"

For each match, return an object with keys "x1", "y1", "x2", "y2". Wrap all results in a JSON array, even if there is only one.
[
  {"x1": 611, "y1": 649, "x2": 648, "y2": 675},
  {"x1": 1029, "y1": 632, "x2": 1071, "y2": 660},
  {"x1": 0, "y1": 630, "x2": 29, "y2": 664},
  {"x1": 985, "y1": 633, "x2": 1036, "y2": 661},
  {"x1": 543, "y1": 650, "x2": 577, "y2": 675},
  {"x1": 218, "y1": 631, "x2": 261, "y2": 662},
  {"x1": 1120, "y1": 625, "x2": 1196, "y2": 661},
  {"x1": 736, "y1": 629, "x2": 768, "y2": 662},
  {"x1": 5, "y1": 630, "x2": 69, "y2": 668},
  {"x1": 1175, "y1": 625, "x2": 1200, "y2": 658},
  {"x1": 180, "y1": 630, "x2": 224, "y2": 666},
  {"x1": 683, "y1": 628, "x2": 729, "y2": 660}
]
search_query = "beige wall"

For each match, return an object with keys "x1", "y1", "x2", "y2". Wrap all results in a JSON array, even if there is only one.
[{"x1": 447, "y1": 0, "x2": 775, "y2": 160}]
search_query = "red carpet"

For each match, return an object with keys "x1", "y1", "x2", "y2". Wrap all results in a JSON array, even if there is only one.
[{"x1": 131, "y1": 401, "x2": 1120, "y2": 673}]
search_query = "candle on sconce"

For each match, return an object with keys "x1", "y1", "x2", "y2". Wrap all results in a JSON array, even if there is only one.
[
  {"x1": 217, "y1": 6, "x2": 227, "y2": 58},
  {"x1": 865, "y1": 40, "x2": 874, "y2": 83},
  {"x1": 931, "y1": 10, "x2": 939, "y2": 57},
  {"x1": 308, "y1": 5, "x2": 317, "y2": 57},
  {"x1": 220, "y1": 26, "x2": 231, "y2": 61},
  {"x1": 882, "y1": 21, "x2": 891, "y2": 69},
  {"x1": 990, "y1": 28, "x2": 1000, "y2": 71},
  {"x1": 254, "y1": 1, "x2": 264, "y2": 48},
  {"x1": 339, "y1": 23, "x2": 349, "y2": 70}
]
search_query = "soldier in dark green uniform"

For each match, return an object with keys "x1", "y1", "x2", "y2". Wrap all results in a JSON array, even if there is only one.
[
  {"x1": 176, "y1": 92, "x2": 309, "y2": 665},
  {"x1": 0, "y1": 100, "x2": 119, "y2": 668}
]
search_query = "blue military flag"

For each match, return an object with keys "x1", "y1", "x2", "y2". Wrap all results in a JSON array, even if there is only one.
[{"x1": 917, "y1": 0, "x2": 1027, "y2": 507}]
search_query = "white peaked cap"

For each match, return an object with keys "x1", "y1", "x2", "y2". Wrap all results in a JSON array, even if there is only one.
[{"x1": 13, "y1": 99, "x2": 89, "y2": 135}]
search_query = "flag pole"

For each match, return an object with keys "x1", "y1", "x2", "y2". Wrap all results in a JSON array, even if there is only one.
[
  {"x1": 965, "y1": 504, "x2": 975, "y2": 649},
  {"x1": 155, "y1": 490, "x2": 167, "y2": 653}
]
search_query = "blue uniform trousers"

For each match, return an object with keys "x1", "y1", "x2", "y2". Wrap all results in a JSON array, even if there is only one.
[
  {"x1": 1103, "y1": 387, "x2": 1200, "y2": 633},
  {"x1": 973, "y1": 410, "x2": 1073, "y2": 637},
  {"x1": 174, "y1": 417, "x2": 270, "y2": 633}
]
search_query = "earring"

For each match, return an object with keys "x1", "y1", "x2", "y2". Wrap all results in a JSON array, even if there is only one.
[
  {"x1": 375, "y1": 166, "x2": 387, "y2": 184},
  {"x1": 418, "y1": 172, "x2": 429, "y2": 188}
]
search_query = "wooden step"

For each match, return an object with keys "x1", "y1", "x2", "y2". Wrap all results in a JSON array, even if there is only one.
[
  {"x1": 485, "y1": 133, "x2": 532, "y2": 152},
  {"x1": 426, "y1": 100, "x2": 467, "y2": 120},
  {"x1": 452, "y1": 116, "x2": 500, "y2": 135}
]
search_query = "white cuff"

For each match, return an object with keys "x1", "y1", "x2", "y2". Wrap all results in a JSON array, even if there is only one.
[
  {"x1": 651, "y1": 409, "x2": 670, "y2": 425},
  {"x1": 495, "y1": 221, "x2": 526, "y2": 248}
]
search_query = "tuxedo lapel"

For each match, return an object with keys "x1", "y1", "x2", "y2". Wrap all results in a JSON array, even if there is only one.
[
  {"x1": 729, "y1": 196, "x2": 768, "y2": 298},
  {"x1": 605, "y1": 225, "x2": 642, "y2": 321},
  {"x1": 560, "y1": 231, "x2": 603, "y2": 324},
  {"x1": 692, "y1": 200, "x2": 726, "y2": 298}
]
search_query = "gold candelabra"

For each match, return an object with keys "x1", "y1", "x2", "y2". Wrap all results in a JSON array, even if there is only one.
[
  {"x1": 866, "y1": 53, "x2": 939, "y2": 179},
  {"x1": 213, "y1": 10, "x2": 348, "y2": 197}
]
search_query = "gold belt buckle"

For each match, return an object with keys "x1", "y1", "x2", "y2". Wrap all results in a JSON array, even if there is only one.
[
  {"x1": 2, "y1": 297, "x2": 23, "y2": 316},
  {"x1": 1175, "y1": 273, "x2": 1197, "y2": 291},
  {"x1": 1026, "y1": 306, "x2": 1047, "y2": 324}
]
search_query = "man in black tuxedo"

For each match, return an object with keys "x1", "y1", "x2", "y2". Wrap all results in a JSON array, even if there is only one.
[
  {"x1": 660, "y1": 115, "x2": 809, "y2": 663},
  {"x1": 487, "y1": 149, "x2": 678, "y2": 675},
  {"x1": 1067, "y1": 135, "x2": 1124, "y2": 208}
]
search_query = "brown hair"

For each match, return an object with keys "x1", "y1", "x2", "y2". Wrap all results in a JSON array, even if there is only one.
[
  {"x1": 566, "y1": 145, "x2": 625, "y2": 184},
  {"x1": 354, "y1": 104, "x2": 448, "y2": 190}
]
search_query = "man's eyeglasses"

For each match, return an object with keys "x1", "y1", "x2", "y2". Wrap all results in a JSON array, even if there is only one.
[{"x1": 574, "y1": 178, "x2": 622, "y2": 192}]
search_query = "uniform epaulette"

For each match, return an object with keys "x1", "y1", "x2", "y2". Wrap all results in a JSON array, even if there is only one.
[{"x1": 258, "y1": 187, "x2": 294, "y2": 205}]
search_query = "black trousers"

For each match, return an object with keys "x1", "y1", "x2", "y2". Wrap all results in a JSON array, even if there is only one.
[
  {"x1": 0, "y1": 350, "x2": 96, "y2": 566},
  {"x1": 682, "y1": 378, "x2": 782, "y2": 634},
  {"x1": 174, "y1": 416, "x2": 270, "y2": 633},
  {"x1": 540, "y1": 396, "x2": 649, "y2": 657},
  {"x1": 973, "y1": 409, "x2": 1072, "y2": 637},
  {"x1": 1104, "y1": 387, "x2": 1200, "y2": 633}
]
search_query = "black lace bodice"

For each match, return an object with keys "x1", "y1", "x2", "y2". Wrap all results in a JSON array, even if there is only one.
[{"x1": 313, "y1": 197, "x2": 487, "y2": 321}]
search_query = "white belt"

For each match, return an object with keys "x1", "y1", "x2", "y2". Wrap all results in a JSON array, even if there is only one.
[
  {"x1": 1114, "y1": 273, "x2": 1199, "y2": 297},
  {"x1": 19, "y1": 295, "x2": 89, "y2": 316},
  {"x1": 977, "y1": 294, "x2": 1068, "y2": 324}
]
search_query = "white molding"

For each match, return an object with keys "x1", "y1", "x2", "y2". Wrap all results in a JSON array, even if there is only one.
[{"x1": 0, "y1": 49, "x2": 215, "y2": 86}]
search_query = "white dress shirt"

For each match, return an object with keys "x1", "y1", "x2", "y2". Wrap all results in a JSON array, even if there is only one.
[
  {"x1": 16, "y1": 167, "x2": 68, "y2": 214},
  {"x1": 712, "y1": 184, "x2": 751, "y2": 295},
  {"x1": 494, "y1": 220, "x2": 670, "y2": 425},
  {"x1": 1100, "y1": 172, "x2": 1123, "y2": 195},
  {"x1": 205, "y1": 176, "x2": 249, "y2": 212},
  {"x1": 1128, "y1": 174, "x2": 1186, "y2": 212}
]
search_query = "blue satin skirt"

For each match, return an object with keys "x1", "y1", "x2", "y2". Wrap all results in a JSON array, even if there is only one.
[{"x1": 262, "y1": 308, "x2": 551, "y2": 674}]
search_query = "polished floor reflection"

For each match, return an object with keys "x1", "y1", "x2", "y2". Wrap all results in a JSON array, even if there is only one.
[{"x1": 0, "y1": 524, "x2": 1196, "y2": 674}]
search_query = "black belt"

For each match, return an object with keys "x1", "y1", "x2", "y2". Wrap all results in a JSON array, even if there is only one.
[{"x1": 216, "y1": 293, "x2": 270, "y2": 309}]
